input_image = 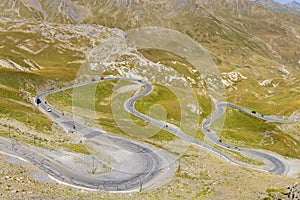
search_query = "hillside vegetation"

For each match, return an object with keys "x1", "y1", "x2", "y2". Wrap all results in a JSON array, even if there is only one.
[{"x1": 0, "y1": 1, "x2": 299, "y2": 198}]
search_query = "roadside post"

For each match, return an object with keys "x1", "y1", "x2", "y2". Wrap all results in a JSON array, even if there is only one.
[
  {"x1": 139, "y1": 179, "x2": 143, "y2": 193},
  {"x1": 34, "y1": 135, "x2": 38, "y2": 145}
]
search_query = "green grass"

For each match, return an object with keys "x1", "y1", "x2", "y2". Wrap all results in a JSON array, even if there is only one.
[
  {"x1": 2, "y1": 26, "x2": 298, "y2": 164},
  {"x1": 221, "y1": 147, "x2": 265, "y2": 166},
  {"x1": 0, "y1": 67, "x2": 80, "y2": 135},
  {"x1": 209, "y1": 141, "x2": 265, "y2": 166},
  {"x1": 0, "y1": 94, "x2": 52, "y2": 132},
  {"x1": 0, "y1": 86, "x2": 23, "y2": 102},
  {"x1": 0, "y1": 68, "x2": 55, "y2": 132},
  {"x1": 57, "y1": 143, "x2": 91, "y2": 155},
  {"x1": 34, "y1": 66, "x2": 79, "y2": 83},
  {"x1": 213, "y1": 108, "x2": 300, "y2": 158},
  {"x1": 0, "y1": 27, "x2": 84, "y2": 149},
  {"x1": 135, "y1": 84, "x2": 212, "y2": 140},
  {"x1": 0, "y1": 30, "x2": 84, "y2": 69},
  {"x1": 47, "y1": 47, "x2": 214, "y2": 144},
  {"x1": 226, "y1": 74, "x2": 300, "y2": 117},
  {"x1": 135, "y1": 84, "x2": 182, "y2": 125},
  {"x1": 0, "y1": 67, "x2": 44, "y2": 93},
  {"x1": 47, "y1": 80, "x2": 180, "y2": 142},
  {"x1": 137, "y1": 48, "x2": 213, "y2": 140},
  {"x1": 262, "y1": 188, "x2": 287, "y2": 200},
  {"x1": 0, "y1": 26, "x2": 91, "y2": 155},
  {"x1": 193, "y1": 186, "x2": 215, "y2": 198},
  {"x1": 48, "y1": 79, "x2": 212, "y2": 143}
]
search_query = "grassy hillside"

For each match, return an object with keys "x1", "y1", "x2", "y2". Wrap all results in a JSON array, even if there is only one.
[
  {"x1": 0, "y1": 21, "x2": 118, "y2": 153},
  {"x1": 0, "y1": 1, "x2": 299, "y2": 198},
  {"x1": 212, "y1": 108, "x2": 300, "y2": 158}
]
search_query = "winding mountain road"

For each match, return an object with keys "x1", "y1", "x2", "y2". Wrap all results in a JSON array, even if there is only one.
[
  {"x1": 0, "y1": 77, "x2": 178, "y2": 192},
  {"x1": 124, "y1": 78, "x2": 299, "y2": 175},
  {"x1": 0, "y1": 76, "x2": 299, "y2": 192},
  {"x1": 202, "y1": 103, "x2": 299, "y2": 174}
]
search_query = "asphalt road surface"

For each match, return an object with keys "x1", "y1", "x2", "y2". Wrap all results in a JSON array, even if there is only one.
[
  {"x1": 122, "y1": 78, "x2": 299, "y2": 175},
  {"x1": 0, "y1": 77, "x2": 178, "y2": 192},
  {"x1": 1, "y1": 76, "x2": 299, "y2": 192}
]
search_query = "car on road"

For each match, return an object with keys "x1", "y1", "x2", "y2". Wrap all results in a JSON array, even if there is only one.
[
  {"x1": 252, "y1": 111, "x2": 256, "y2": 114},
  {"x1": 47, "y1": 108, "x2": 52, "y2": 112},
  {"x1": 207, "y1": 129, "x2": 211, "y2": 132},
  {"x1": 100, "y1": 77, "x2": 104, "y2": 80},
  {"x1": 36, "y1": 98, "x2": 41, "y2": 105}
]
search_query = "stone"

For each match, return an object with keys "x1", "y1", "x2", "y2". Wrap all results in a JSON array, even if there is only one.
[{"x1": 288, "y1": 183, "x2": 300, "y2": 200}]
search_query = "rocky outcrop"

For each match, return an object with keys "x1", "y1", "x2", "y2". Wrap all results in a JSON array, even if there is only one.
[{"x1": 288, "y1": 183, "x2": 300, "y2": 200}]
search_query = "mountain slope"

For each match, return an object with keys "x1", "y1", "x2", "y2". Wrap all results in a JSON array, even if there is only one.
[
  {"x1": 0, "y1": 0, "x2": 89, "y2": 23},
  {"x1": 285, "y1": 1, "x2": 300, "y2": 11},
  {"x1": 1, "y1": 0, "x2": 299, "y2": 69},
  {"x1": 0, "y1": 1, "x2": 299, "y2": 198},
  {"x1": 0, "y1": 0, "x2": 299, "y2": 140},
  {"x1": 253, "y1": 0, "x2": 300, "y2": 14}
]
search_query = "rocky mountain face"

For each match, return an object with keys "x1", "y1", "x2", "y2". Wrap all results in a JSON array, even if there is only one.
[
  {"x1": 0, "y1": 0, "x2": 88, "y2": 23},
  {"x1": 253, "y1": 0, "x2": 300, "y2": 14},
  {"x1": 286, "y1": 1, "x2": 300, "y2": 11},
  {"x1": 0, "y1": 0, "x2": 299, "y2": 112},
  {"x1": 1, "y1": 0, "x2": 299, "y2": 71}
]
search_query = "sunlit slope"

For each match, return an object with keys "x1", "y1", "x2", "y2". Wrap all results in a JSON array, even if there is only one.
[{"x1": 1, "y1": 0, "x2": 299, "y2": 70}]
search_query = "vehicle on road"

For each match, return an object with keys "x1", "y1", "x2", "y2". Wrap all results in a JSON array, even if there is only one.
[
  {"x1": 33, "y1": 76, "x2": 297, "y2": 188},
  {"x1": 36, "y1": 98, "x2": 41, "y2": 105},
  {"x1": 47, "y1": 108, "x2": 52, "y2": 112}
]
